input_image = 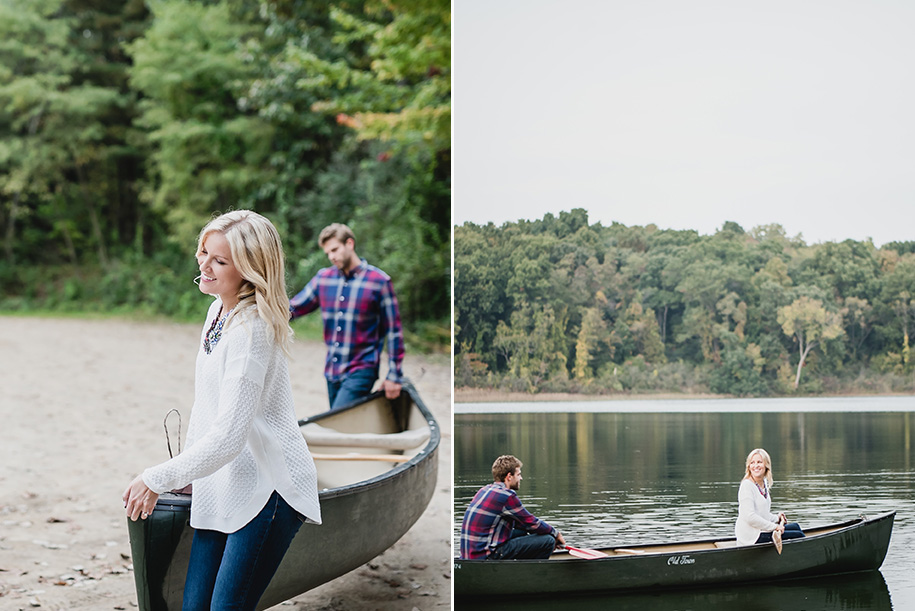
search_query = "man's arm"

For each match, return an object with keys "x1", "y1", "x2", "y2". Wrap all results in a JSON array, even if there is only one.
[
  {"x1": 379, "y1": 276, "x2": 405, "y2": 399},
  {"x1": 502, "y1": 492, "x2": 556, "y2": 537},
  {"x1": 289, "y1": 275, "x2": 321, "y2": 320}
]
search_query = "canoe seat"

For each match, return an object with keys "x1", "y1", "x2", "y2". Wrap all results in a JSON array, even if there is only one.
[
  {"x1": 302, "y1": 423, "x2": 430, "y2": 450},
  {"x1": 714, "y1": 541, "x2": 737, "y2": 549}
]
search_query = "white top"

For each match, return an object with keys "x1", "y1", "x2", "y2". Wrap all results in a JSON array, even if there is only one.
[
  {"x1": 143, "y1": 299, "x2": 322, "y2": 533},
  {"x1": 734, "y1": 478, "x2": 779, "y2": 546}
]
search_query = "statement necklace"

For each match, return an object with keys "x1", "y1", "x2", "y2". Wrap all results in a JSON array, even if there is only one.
[
  {"x1": 203, "y1": 305, "x2": 235, "y2": 354},
  {"x1": 754, "y1": 479, "x2": 768, "y2": 498}
]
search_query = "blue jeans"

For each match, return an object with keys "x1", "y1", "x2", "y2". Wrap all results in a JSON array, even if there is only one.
[
  {"x1": 489, "y1": 528, "x2": 557, "y2": 560},
  {"x1": 756, "y1": 522, "x2": 805, "y2": 544},
  {"x1": 326, "y1": 367, "x2": 378, "y2": 410},
  {"x1": 181, "y1": 491, "x2": 304, "y2": 610}
]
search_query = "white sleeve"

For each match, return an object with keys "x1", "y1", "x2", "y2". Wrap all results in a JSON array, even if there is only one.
[{"x1": 142, "y1": 318, "x2": 269, "y2": 494}]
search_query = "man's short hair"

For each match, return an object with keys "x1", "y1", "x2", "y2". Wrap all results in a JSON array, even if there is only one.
[
  {"x1": 492, "y1": 455, "x2": 522, "y2": 483},
  {"x1": 318, "y1": 223, "x2": 355, "y2": 247}
]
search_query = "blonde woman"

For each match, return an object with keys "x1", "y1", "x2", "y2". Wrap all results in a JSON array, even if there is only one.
[
  {"x1": 123, "y1": 210, "x2": 321, "y2": 610},
  {"x1": 735, "y1": 448, "x2": 804, "y2": 546}
]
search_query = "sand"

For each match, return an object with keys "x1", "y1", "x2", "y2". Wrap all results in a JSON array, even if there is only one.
[{"x1": 0, "y1": 316, "x2": 452, "y2": 610}]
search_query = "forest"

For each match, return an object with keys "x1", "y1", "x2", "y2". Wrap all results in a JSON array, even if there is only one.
[
  {"x1": 455, "y1": 210, "x2": 915, "y2": 396},
  {"x1": 0, "y1": 0, "x2": 450, "y2": 349}
]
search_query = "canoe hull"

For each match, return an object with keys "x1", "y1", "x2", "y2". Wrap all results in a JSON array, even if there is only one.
[
  {"x1": 128, "y1": 383, "x2": 439, "y2": 610},
  {"x1": 454, "y1": 511, "x2": 895, "y2": 598}
]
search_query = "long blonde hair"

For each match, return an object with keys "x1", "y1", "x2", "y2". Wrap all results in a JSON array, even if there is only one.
[
  {"x1": 743, "y1": 448, "x2": 774, "y2": 487},
  {"x1": 196, "y1": 210, "x2": 293, "y2": 355}
]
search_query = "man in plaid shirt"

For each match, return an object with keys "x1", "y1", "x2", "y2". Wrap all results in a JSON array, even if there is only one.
[
  {"x1": 290, "y1": 223, "x2": 405, "y2": 410},
  {"x1": 460, "y1": 455, "x2": 565, "y2": 559}
]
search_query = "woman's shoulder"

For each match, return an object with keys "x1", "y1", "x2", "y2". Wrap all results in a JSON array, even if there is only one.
[
  {"x1": 225, "y1": 307, "x2": 275, "y2": 349},
  {"x1": 228, "y1": 306, "x2": 266, "y2": 332}
]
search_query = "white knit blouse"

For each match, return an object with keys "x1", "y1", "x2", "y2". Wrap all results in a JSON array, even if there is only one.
[
  {"x1": 143, "y1": 299, "x2": 322, "y2": 533},
  {"x1": 734, "y1": 478, "x2": 779, "y2": 546}
]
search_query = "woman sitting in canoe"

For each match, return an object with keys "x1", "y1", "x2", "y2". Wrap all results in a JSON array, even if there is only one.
[
  {"x1": 735, "y1": 448, "x2": 805, "y2": 546},
  {"x1": 123, "y1": 210, "x2": 322, "y2": 610}
]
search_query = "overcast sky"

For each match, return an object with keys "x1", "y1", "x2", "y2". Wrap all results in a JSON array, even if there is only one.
[{"x1": 454, "y1": 1, "x2": 915, "y2": 247}]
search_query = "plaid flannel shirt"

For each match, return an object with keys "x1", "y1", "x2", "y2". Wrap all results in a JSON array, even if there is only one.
[
  {"x1": 459, "y1": 482, "x2": 556, "y2": 559},
  {"x1": 290, "y1": 259, "x2": 404, "y2": 383}
]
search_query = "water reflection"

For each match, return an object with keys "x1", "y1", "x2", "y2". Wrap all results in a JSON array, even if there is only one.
[
  {"x1": 459, "y1": 571, "x2": 891, "y2": 611},
  {"x1": 454, "y1": 408, "x2": 915, "y2": 607}
]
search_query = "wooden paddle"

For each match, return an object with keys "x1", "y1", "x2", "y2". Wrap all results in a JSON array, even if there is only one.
[
  {"x1": 773, "y1": 514, "x2": 786, "y2": 554},
  {"x1": 563, "y1": 545, "x2": 609, "y2": 560}
]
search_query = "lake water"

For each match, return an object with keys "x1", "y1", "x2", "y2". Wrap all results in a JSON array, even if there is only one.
[{"x1": 453, "y1": 396, "x2": 915, "y2": 610}]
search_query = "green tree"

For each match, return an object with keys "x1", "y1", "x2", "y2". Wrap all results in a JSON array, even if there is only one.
[
  {"x1": 842, "y1": 296, "x2": 873, "y2": 361},
  {"x1": 272, "y1": 0, "x2": 450, "y2": 324},
  {"x1": 710, "y1": 336, "x2": 768, "y2": 396},
  {"x1": 880, "y1": 253, "x2": 915, "y2": 371},
  {"x1": 454, "y1": 223, "x2": 512, "y2": 369},
  {"x1": 494, "y1": 302, "x2": 568, "y2": 391},
  {"x1": 0, "y1": 0, "x2": 123, "y2": 266},
  {"x1": 127, "y1": 0, "x2": 273, "y2": 244}
]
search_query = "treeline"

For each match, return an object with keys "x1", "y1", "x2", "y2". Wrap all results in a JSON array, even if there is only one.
[
  {"x1": 0, "y1": 0, "x2": 450, "y2": 345},
  {"x1": 455, "y1": 210, "x2": 915, "y2": 396}
]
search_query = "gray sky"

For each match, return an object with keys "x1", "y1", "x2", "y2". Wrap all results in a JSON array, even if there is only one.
[{"x1": 454, "y1": 1, "x2": 915, "y2": 247}]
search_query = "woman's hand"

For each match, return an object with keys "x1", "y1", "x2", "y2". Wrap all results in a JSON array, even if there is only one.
[
  {"x1": 778, "y1": 512, "x2": 788, "y2": 525},
  {"x1": 123, "y1": 475, "x2": 159, "y2": 521}
]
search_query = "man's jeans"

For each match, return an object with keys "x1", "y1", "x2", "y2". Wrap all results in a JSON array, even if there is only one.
[
  {"x1": 181, "y1": 491, "x2": 304, "y2": 610},
  {"x1": 327, "y1": 367, "x2": 378, "y2": 410},
  {"x1": 489, "y1": 528, "x2": 557, "y2": 560}
]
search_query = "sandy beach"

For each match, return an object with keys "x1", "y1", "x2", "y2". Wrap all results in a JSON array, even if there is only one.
[{"x1": 0, "y1": 316, "x2": 452, "y2": 610}]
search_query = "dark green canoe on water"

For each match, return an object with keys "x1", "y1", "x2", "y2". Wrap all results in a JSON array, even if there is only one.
[
  {"x1": 127, "y1": 382, "x2": 439, "y2": 611},
  {"x1": 454, "y1": 511, "x2": 895, "y2": 599}
]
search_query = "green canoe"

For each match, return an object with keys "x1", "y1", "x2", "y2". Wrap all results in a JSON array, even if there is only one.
[
  {"x1": 455, "y1": 511, "x2": 894, "y2": 598},
  {"x1": 128, "y1": 382, "x2": 439, "y2": 610}
]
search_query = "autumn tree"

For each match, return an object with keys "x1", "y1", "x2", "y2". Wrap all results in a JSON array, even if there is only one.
[
  {"x1": 777, "y1": 296, "x2": 845, "y2": 389},
  {"x1": 573, "y1": 306, "x2": 609, "y2": 381}
]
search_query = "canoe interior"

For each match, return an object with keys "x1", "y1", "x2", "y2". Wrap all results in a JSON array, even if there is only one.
[
  {"x1": 548, "y1": 518, "x2": 854, "y2": 560},
  {"x1": 128, "y1": 383, "x2": 439, "y2": 611},
  {"x1": 302, "y1": 391, "x2": 431, "y2": 491}
]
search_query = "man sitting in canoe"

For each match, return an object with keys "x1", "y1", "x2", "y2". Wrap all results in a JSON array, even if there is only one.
[{"x1": 460, "y1": 455, "x2": 565, "y2": 559}]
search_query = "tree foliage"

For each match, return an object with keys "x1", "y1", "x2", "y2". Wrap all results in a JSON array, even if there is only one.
[
  {"x1": 0, "y1": 0, "x2": 450, "y2": 346},
  {"x1": 456, "y1": 211, "x2": 915, "y2": 396}
]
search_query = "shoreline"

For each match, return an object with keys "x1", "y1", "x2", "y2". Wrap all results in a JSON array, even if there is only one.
[{"x1": 454, "y1": 387, "x2": 914, "y2": 404}]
